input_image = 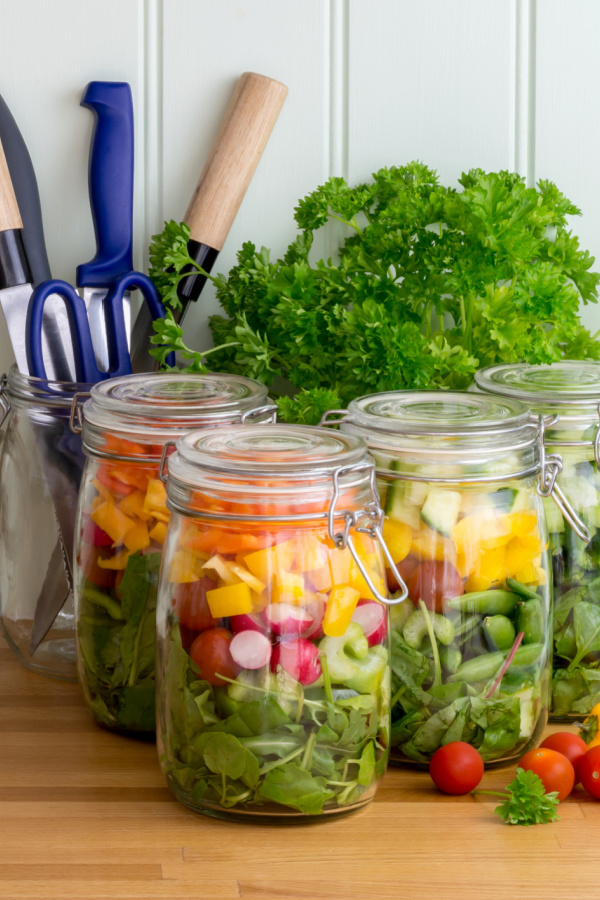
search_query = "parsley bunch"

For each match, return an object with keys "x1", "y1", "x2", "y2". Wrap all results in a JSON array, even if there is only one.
[
  {"x1": 149, "y1": 162, "x2": 600, "y2": 423},
  {"x1": 478, "y1": 768, "x2": 560, "y2": 826}
]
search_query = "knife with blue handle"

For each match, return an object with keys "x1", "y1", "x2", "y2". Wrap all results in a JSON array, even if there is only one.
[{"x1": 77, "y1": 81, "x2": 134, "y2": 373}]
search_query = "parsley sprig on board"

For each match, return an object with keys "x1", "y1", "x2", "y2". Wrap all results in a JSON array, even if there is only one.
[
  {"x1": 477, "y1": 768, "x2": 560, "y2": 826},
  {"x1": 149, "y1": 162, "x2": 600, "y2": 423}
]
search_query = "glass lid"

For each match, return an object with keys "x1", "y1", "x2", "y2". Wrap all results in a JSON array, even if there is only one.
[
  {"x1": 475, "y1": 361, "x2": 600, "y2": 407},
  {"x1": 174, "y1": 425, "x2": 366, "y2": 478},
  {"x1": 87, "y1": 372, "x2": 268, "y2": 424},
  {"x1": 347, "y1": 390, "x2": 531, "y2": 436}
]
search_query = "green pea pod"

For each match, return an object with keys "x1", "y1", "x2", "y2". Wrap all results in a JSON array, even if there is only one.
[
  {"x1": 438, "y1": 645, "x2": 462, "y2": 674},
  {"x1": 515, "y1": 598, "x2": 545, "y2": 645},
  {"x1": 483, "y1": 614, "x2": 516, "y2": 651},
  {"x1": 82, "y1": 587, "x2": 125, "y2": 621},
  {"x1": 512, "y1": 642, "x2": 544, "y2": 666},
  {"x1": 449, "y1": 642, "x2": 544, "y2": 683},
  {"x1": 505, "y1": 577, "x2": 540, "y2": 601},
  {"x1": 446, "y1": 590, "x2": 519, "y2": 616}
]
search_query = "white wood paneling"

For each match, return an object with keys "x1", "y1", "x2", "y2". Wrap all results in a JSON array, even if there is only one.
[
  {"x1": 161, "y1": 0, "x2": 331, "y2": 347},
  {"x1": 536, "y1": 0, "x2": 600, "y2": 333}
]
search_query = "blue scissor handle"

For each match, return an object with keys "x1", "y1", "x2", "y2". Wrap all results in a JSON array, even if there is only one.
[
  {"x1": 26, "y1": 279, "x2": 100, "y2": 383},
  {"x1": 76, "y1": 82, "x2": 134, "y2": 288},
  {"x1": 103, "y1": 272, "x2": 176, "y2": 370}
]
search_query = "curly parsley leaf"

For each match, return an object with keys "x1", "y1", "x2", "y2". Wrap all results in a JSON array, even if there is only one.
[{"x1": 490, "y1": 768, "x2": 560, "y2": 826}]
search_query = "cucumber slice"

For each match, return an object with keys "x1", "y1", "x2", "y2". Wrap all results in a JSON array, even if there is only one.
[
  {"x1": 511, "y1": 489, "x2": 532, "y2": 514},
  {"x1": 542, "y1": 496, "x2": 565, "y2": 534},
  {"x1": 384, "y1": 463, "x2": 428, "y2": 527},
  {"x1": 420, "y1": 489, "x2": 462, "y2": 537},
  {"x1": 559, "y1": 475, "x2": 599, "y2": 512}
]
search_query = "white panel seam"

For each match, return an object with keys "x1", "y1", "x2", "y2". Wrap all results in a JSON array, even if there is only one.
[
  {"x1": 512, "y1": 0, "x2": 537, "y2": 185},
  {"x1": 143, "y1": 0, "x2": 163, "y2": 271},
  {"x1": 328, "y1": 0, "x2": 349, "y2": 258}
]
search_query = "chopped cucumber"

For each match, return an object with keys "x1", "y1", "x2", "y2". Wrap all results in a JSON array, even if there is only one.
[
  {"x1": 560, "y1": 475, "x2": 599, "y2": 511},
  {"x1": 511, "y1": 489, "x2": 532, "y2": 513},
  {"x1": 420, "y1": 489, "x2": 462, "y2": 537},
  {"x1": 384, "y1": 463, "x2": 428, "y2": 527},
  {"x1": 542, "y1": 496, "x2": 565, "y2": 534}
]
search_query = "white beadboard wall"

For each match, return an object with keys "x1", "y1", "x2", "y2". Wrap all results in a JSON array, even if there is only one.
[{"x1": 0, "y1": 0, "x2": 599, "y2": 374}]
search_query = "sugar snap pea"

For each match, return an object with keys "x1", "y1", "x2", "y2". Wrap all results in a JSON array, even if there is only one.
[
  {"x1": 82, "y1": 587, "x2": 125, "y2": 621},
  {"x1": 483, "y1": 614, "x2": 516, "y2": 651},
  {"x1": 515, "y1": 597, "x2": 544, "y2": 644},
  {"x1": 449, "y1": 642, "x2": 544, "y2": 683},
  {"x1": 438, "y1": 645, "x2": 462, "y2": 674},
  {"x1": 446, "y1": 590, "x2": 519, "y2": 616},
  {"x1": 506, "y1": 577, "x2": 540, "y2": 601}
]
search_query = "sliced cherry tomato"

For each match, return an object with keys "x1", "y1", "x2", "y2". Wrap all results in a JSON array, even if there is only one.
[
  {"x1": 174, "y1": 577, "x2": 218, "y2": 632},
  {"x1": 577, "y1": 746, "x2": 600, "y2": 799},
  {"x1": 540, "y1": 732, "x2": 588, "y2": 782},
  {"x1": 78, "y1": 544, "x2": 117, "y2": 590},
  {"x1": 387, "y1": 553, "x2": 420, "y2": 593},
  {"x1": 429, "y1": 741, "x2": 484, "y2": 794},
  {"x1": 81, "y1": 517, "x2": 113, "y2": 547},
  {"x1": 189, "y1": 627, "x2": 240, "y2": 687},
  {"x1": 519, "y1": 747, "x2": 575, "y2": 801},
  {"x1": 407, "y1": 559, "x2": 464, "y2": 612}
]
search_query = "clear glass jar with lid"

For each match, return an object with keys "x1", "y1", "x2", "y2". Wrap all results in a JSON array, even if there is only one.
[
  {"x1": 475, "y1": 361, "x2": 600, "y2": 720},
  {"x1": 156, "y1": 424, "x2": 403, "y2": 821},
  {"x1": 72, "y1": 372, "x2": 273, "y2": 736},
  {"x1": 0, "y1": 366, "x2": 91, "y2": 681},
  {"x1": 326, "y1": 390, "x2": 562, "y2": 767}
]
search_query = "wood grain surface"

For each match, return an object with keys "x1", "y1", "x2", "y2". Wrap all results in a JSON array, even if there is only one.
[{"x1": 0, "y1": 635, "x2": 597, "y2": 900}]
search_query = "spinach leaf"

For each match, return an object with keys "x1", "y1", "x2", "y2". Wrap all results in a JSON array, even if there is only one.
[
  {"x1": 259, "y1": 763, "x2": 335, "y2": 815},
  {"x1": 357, "y1": 742, "x2": 376, "y2": 787},
  {"x1": 570, "y1": 601, "x2": 600, "y2": 669},
  {"x1": 390, "y1": 630, "x2": 430, "y2": 686}
]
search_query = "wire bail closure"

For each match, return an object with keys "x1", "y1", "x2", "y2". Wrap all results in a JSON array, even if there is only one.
[
  {"x1": 240, "y1": 404, "x2": 278, "y2": 425},
  {"x1": 159, "y1": 441, "x2": 176, "y2": 484},
  {"x1": 537, "y1": 415, "x2": 590, "y2": 542},
  {"x1": 69, "y1": 391, "x2": 92, "y2": 434},
  {"x1": 0, "y1": 373, "x2": 10, "y2": 429},
  {"x1": 327, "y1": 461, "x2": 408, "y2": 605},
  {"x1": 319, "y1": 410, "x2": 349, "y2": 428}
]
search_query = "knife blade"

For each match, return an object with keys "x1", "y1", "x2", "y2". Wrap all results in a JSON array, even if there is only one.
[
  {"x1": 129, "y1": 72, "x2": 288, "y2": 372},
  {"x1": 77, "y1": 82, "x2": 134, "y2": 373}
]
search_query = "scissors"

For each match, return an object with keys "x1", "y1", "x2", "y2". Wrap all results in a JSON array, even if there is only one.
[{"x1": 26, "y1": 271, "x2": 174, "y2": 382}]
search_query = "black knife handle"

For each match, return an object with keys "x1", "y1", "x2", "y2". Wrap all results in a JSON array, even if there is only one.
[
  {"x1": 174, "y1": 240, "x2": 219, "y2": 323},
  {"x1": 0, "y1": 229, "x2": 31, "y2": 290}
]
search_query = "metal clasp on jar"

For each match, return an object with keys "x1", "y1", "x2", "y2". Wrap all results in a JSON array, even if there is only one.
[
  {"x1": 0, "y1": 373, "x2": 10, "y2": 429},
  {"x1": 319, "y1": 410, "x2": 349, "y2": 427},
  {"x1": 328, "y1": 461, "x2": 408, "y2": 605},
  {"x1": 537, "y1": 415, "x2": 591, "y2": 542},
  {"x1": 240, "y1": 404, "x2": 278, "y2": 424},
  {"x1": 69, "y1": 391, "x2": 92, "y2": 434}
]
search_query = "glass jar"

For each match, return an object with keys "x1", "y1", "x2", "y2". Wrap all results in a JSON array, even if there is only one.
[
  {"x1": 475, "y1": 361, "x2": 600, "y2": 721},
  {"x1": 157, "y1": 424, "x2": 401, "y2": 821},
  {"x1": 72, "y1": 372, "x2": 273, "y2": 736},
  {"x1": 0, "y1": 366, "x2": 90, "y2": 681},
  {"x1": 330, "y1": 390, "x2": 559, "y2": 767}
]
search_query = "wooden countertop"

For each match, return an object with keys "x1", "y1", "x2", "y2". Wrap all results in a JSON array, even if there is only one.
[{"x1": 1, "y1": 638, "x2": 598, "y2": 900}]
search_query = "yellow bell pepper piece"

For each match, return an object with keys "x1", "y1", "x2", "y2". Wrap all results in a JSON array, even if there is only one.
[
  {"x1": 272, "y1": 572, "x2": 306, "y2": 605},
  {"x1": 91, "y1": 477, "x2": 113, "y2": 503},
  {"x1": 91, "y1": 500, "x2": 136, "y2": 545},
  {"x1": 149, "y1": 521, "x2": 168, "y2": 545},
  {"x1": 322, "y1": 585, "x2": 360, "y2": 637},
  {"x1": 452, "y1": 513, "x2": 512, "y2": 556},
  {"x1": 227, "y1": 563, "x2": 266, "y2": 595},
  {"x1": 244, "y1": 541, "x2": 295, "y2": 584},
  {"x1": 307, "y1": 546, "x2": 353, "y2": 593},
  {"x1": 509, "y1": 511, "x2": 538, "y2": 538},
  {"x1": 144, "y1": 479, "x2": 169, "y2": 514},
  {"x1": 123, "y1": 521, "x2": 151, "y2": 553},
  {"x1": 411, "y1": 525, "x2": 456, "y2": 563},
  {"x1": 513, "y1": 561, "x2": 547, "y2": 585},
  {"x1": 204, "y1": 554, "x2": 242, "y2": 585},
  {"x1": 503, "y1": 538, "x2": 539, "y2": 577},
  {"x1": 382, "y1": 518, "x2": 412, "y2": 563},
  {"x1": 207, "y1": 582, "x2": 253, "y2": 618},
  {"x1": 348, "y1": 553, "x2": 386, "y2": 601},
  {"x1": 293, "y1": 534, "x2": 328, "y2": 572},
  {"x1": 470, "y1": 546, "x2": 507, "y2": 583},
  {"x1": 97, "y1": 549, "x2": 131, "y2": 570},
  {"x1": 169, "y1": 548, "x2": 204, "y2": 583},
  {"x1": 119, "y1": 489, "x2": 152, "y2": 522},
  {"x1": 464, "y1": 572, "x2": 493, "y2": 593}
]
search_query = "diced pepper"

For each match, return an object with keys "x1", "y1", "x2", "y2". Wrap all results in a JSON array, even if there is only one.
[
  {"x1": 322, "y1": 585, "x2": 360, "y2": 637},
  {"x1": 206, "y1": 582, "x2": 253, "y2": 618},
  {"x1": 272, "y1": 572, "x2": 306, "y2": 605},
  {"x1": 144, "y1": 479, "x2": 169, "y2": 514},
  {"x1": 503, "y1": 538, "x2": 538, "y2": 577},
  {"x1": 452, "y1": 513, "x2": 512, "y2": 556},
  {"x1": 382, "y1": 518, "x2": 412, "y2": 563},
  {"x1": 214, "y1": 532, "x2": 267, "y2": 555},
  {"x1": 464, "y1": 572, "x2": 493, "y2": 593},
  {"x1": 170, "y1": 549, "x2": 205, "y2": 583},
  {"x1": 91, "y1": 477, "x2": 114, "y2": 503},
  {"x1": 203, "y1": 555, "x2": 242, "y2": 586},
  {"x1": 97, "y1": 548, "x2": 131, "y2": 570},
  {"x1": 469, "y1": 546, "x2": 507, "y2": 583},
  {"x1": 149, "y1": 521, "x2": 168, "y2": 544},
  {"x1": 514, "y1": 561, "x2": 547, "y2": 585},
  {"x1": 227, "y1": 562, "x2": 266, "y2": 595},
  {"x1": 411, "y1": 524, "x2": 457, "y2": 563},
  {"x1": 95, "y1": 466, "x2": 136, "y2": 497},
  {"x1": 102, "y1": 433, "x2": 148, "y2": 457},
  {"x1": 348, "y1": 557, "x2": 386, "y2": 602},
  {"x1": 123, "y1": 521, "x2": 151, "y2": 553},
  {"x1": 91, "y1": 501, "x2": 136, "y2": 545},
  {"x1": 244, "y1": 541, "x2": 296, "y2": 584},
  {"x1": 109, "y1": 464, "x2": 151, "y2": 492},
  {"x1": 509, "y1": 512, "x2": 538, "y2": 538},
  {"x1": 293, "y1": 533, "x2": 328, "y2": 572},
  {"x1": 119, "y1": 490, "x2": 152, "y2": 522}
]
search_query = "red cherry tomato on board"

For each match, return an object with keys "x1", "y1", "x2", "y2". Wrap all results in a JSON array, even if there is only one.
[
  {"x1": 189, "y1": 627, "x2": 240, "y2": 687},
  {"x1": 577, "y1": 746, "x2": 600, "y2": 799},
  {"x1": 173, "y1": 577, "x2": 218, "y2": 632},
  {"x1": 429, "y1": 741, "x2": 484, "y2": 794},
  {"x1": 540, "y1": 732, "x2": 588, "y2": 782},
  {"x1": 407, "y1": 560, "x2": 464, "y2": 612},
  {"x1": 518, "y1": 748, "x2": 575, "y2": 801}
]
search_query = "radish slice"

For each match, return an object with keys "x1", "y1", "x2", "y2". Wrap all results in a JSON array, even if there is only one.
[
  {"x1": 300, "y1": 595, "x2": 325, "y2": 640},
  {"x1": 230, "y1": 612, "x2": 267, "y2": 635},
  {"x1": 229, "y1": 630, "x2": 272, "y2": 670},
  {"x1": 351, "y1": 601, "x2": 387, "y2": 647},
  {"x1": 271, "y1": 638, "x2": 321, "y2": 685},
  {"x1": 263, "y1": 603, "x2": 314, "y2": 637}
]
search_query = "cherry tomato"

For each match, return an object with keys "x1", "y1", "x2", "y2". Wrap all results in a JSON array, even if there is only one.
[
  {"x1": 429, "y1": 741, "x2": 484, "y2": 794},
  {"x1": 518, "y1": 748, "x2": 575, "y2": 801},
  {"x1": 189, "y1": 627, "x2": 240, "y2": 686},
  {"x1": 173, "y1": 577, "x2": 218, "y2": 632},
  {"x1": 387, "y1": 554, "x2": 419, "y2": 592},
  {"x1": 78, "y1": 544, "x2": 117, "y2": 590},
  {"x1": 540, "y1": 732, "x2": 588, "y2": 782},
  {"x1": 407, "y1": 560, "x2": 464, "y2": 612},
  {"x1": 81, "y1": 518, "x2": 113, "y2": 547},
  {"x1": 577, "y1": 746, "x2": 600, "y2": 799}
]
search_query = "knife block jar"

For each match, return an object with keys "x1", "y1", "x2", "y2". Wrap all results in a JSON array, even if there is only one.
[{"x1": 0, "y1": 365, "x2": 91, "y2": 680}]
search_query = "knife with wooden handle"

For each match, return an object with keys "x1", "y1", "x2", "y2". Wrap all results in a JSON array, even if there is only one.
[{"x1": 129, "y1": 72, "x2": 288, "y2": 371}]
